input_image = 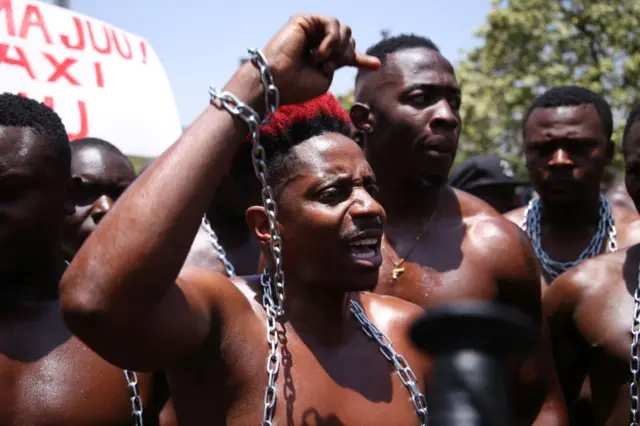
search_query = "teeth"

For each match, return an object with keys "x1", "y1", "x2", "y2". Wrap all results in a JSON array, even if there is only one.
[
  {"x1": 350, "y1": 238, "x2": 378, "y2": 246},
  {"x1": 352, "y1": 249, "x2": 376, "y2": 259}
]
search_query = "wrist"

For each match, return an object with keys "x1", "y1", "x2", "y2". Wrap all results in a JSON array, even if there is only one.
[{"x1": 223, "y1": 62, "x2": 266, "y2": 117}]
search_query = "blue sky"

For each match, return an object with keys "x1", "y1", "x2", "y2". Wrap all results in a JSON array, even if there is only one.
[{"x1": 45, "y1": 0, "x2": 492, "y2": 125}]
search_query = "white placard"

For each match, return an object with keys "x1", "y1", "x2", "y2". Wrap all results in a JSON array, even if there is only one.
[{"x1": 0, "y1": 0, "x2": 181, "y2": 157}]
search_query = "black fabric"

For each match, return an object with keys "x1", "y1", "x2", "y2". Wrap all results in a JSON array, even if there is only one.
[{"x1": 449, "y1": 154, "x2": 527, "y2": 190}]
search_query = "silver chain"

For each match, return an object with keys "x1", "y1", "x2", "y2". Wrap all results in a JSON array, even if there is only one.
[
  {"x1": 64, "y1": 261, "x2": 144, "y2": 425},
  {"x1": 350, "y1": 299, "x2": 429, "y2": 425},
  {"x1": 520, "y1": 194, "x2": 617, "y2": 281},
  {"x1": 210, "y1": 48, "x2": 283, "y2": 426},
  {"x1": 210, "y1": 49, "x2": 285, "y2": 316},
  {"x1": 123, "y1": 369, "x2": 144, "y2": 426},
  {"x1": 210, "y1": 49, "x2": 426, "y2": 425},
  {"x1": 260, "y1": 271, "x2": 428, "y2": 426},
  {"x1": 201, "y1": 215, "x2": 237, "y2": 277},
  {"x1": 631, "y1": 262, "x2": 640, "y2": 426}
]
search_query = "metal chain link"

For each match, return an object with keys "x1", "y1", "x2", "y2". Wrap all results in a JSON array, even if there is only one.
[
  {"x1": 260, "y1": 272, "x2": 281, "y2": 426},
  {"x1": 210, "y1": 48, "x2": 283, "y2": 426},
  {"x1": 520, "y1": 194, "x2": 617, "y2": 281},
  {"x1": 212, "y1": 49, "x2": 427, "y2": 425},
  {"x1": 123, "y1": 370, "x2": 144, "y2": 426},
  {"x1": 64, "y1": 261, "x2": 144, "y2": 426},
  {"x1": 350, "y1": 300, "x2": 428, "y2": 426},
  {"x1": 209, "y1": 48, "x2": 285, "y2": 315},
  {"x1": 201, "y1": 215, "x2": 237, "y2": 277},
  {"x1": 631, "y1": 262, "x2": 640, "y2": 426}
]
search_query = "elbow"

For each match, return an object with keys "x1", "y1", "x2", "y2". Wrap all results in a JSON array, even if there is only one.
[{"x1": 59, "y1": 271, "x2": 114, "y2": 336}]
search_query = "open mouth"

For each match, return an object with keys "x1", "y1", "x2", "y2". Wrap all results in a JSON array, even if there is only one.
[{"x1": 348, "y1": 238, "x2": 380, "y2": 259}]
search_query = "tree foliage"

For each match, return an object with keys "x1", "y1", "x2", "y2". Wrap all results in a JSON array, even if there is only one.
[
  {"x1": 456, "y1": 0, "x2": 640, "y2": 181},
  {"x1": 337, "y1": 90, "x2": 355, "y2": 111}
]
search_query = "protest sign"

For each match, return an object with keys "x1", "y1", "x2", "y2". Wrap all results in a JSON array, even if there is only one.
[{"x1": 0, "y1": 0, "x2": 181, "y2": 157}]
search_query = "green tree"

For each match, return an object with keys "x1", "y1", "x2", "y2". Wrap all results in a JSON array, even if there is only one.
[
  {"x1": 337, "y1": 90, "x2": 355, "y2": 111},
  {"x1": 456, "y1": 0, "x2": 640, "y2": 182}
]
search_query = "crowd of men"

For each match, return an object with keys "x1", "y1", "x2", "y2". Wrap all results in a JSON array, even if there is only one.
[{"x1": 2, "y1": 12, "x2": 640, "y2": 426}]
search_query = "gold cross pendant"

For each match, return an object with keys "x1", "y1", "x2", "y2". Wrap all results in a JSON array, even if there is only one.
[{"x1": 392, "y1": 266, "x2": 405, "y2": 281}]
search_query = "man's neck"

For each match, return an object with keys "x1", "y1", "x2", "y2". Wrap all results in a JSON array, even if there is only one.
[
  {"x1": 377, "y1": 177, "x2": 442, "y2": 224},
  {"x1": 539, "y1": 195, "x2": 602, "y2": 229},
  {"x1": 281, "y1": 281, "x2": 355, "y2": 346},
  {"x1": 0, "y1": 253, "x2": 64, "y2": 308}
]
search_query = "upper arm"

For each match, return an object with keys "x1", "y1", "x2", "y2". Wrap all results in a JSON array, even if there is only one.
[
  {"x1": 543, "y1": 272, "x2": 589, "y2": 402},
  {"x1": 488, "y1": 220, "x2": 542, "y2": 322},
  {"x1": 63, "y1": 268, "x2": 228, "y2": 372},
  {"x1": 503, "y1": 207, "x2": 526, "y2": 227}
]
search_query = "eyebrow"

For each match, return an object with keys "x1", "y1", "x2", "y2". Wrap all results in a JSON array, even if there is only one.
[{"x1": 404, "y1": 83, "x2": 461, "y2": 96}]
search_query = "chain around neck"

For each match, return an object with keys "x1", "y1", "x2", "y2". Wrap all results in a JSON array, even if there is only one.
[
  {"x1": 201, "y1": 215, "x2": 237, "y2": 277},
  {"x1": 520, "y1": 194, "x2": 618, "y2": 281}
]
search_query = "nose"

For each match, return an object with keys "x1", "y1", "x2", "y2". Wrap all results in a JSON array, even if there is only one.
[
  {"x1": 430, "y1": 99, "x2": 459, "y2": 131},
  {"x1": 549, "y1": 148, "x2": 573, "y2": 168},
  {"x1": 90, "y1": 195, "x2": 114, "y2": 224},
  {"x1": 349, "y1": 188, "x2": 386, "y2": 224}
]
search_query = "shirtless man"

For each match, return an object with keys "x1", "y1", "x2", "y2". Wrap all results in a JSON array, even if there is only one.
[
  {"x1": 350, "y1": 34, "x2": 566, "y2": 425},
  {"x1": 60, "y1": 15, "x2": 431, "y2": 425},
  {"x1": 60, "y1": 137, "x2": 177, "y2": 426},
  {"x1": 504, "y1": 86, "x2": 640, "y2": 286},
  {"x1": 183, "y1": 143, "x2": 261, "y2": 276},
  {"x1": 61, "y1": 138, "x2": 136, "y2": 259},
  {"x1": 0, "y1": 93, "x2": 166, "y2": 425},
  {"x1": 544, "y1": 103, "x2": 640, "y2": 426}
]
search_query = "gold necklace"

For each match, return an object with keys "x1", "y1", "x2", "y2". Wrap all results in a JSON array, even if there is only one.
[{"x1": 387, "y1": 211, "x2": 436, "y2": 281}]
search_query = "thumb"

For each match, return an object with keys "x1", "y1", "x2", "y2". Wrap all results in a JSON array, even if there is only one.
[{"x1": 351, "y1": 51, "x2": 381, "y2": 71}]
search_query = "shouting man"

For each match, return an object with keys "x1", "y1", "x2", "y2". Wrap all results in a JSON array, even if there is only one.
[
  {"x1": 60, "y1": 15, "x2": 431, "y2": 426},
  {"x1": 544, "y1": 103, "x2": 640, "y2": 426},
  {"x1": 505, "y1": 86, "x2": 640, "y2": 286},
  {"x1": 0, "y1": 94, "x2": 166, "y2": 425},
  {"x1": 350, "y1": 35, "x2": 567, "y2": 425}
]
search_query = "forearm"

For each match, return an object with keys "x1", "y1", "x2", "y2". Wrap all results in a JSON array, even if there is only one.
[{"x1": 61, "y1": 63, "x2": 263, "y2": 317}]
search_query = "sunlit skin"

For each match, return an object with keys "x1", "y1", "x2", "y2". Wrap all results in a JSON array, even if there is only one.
[
  {"x1": 61, "y1": 145, "x2": 136, "y2": 258},
  {"x1": 183, "y1": 145, "x2": 261, "y2": 276},
  {"x1": 0, "y1": 127, "x2": 166, "y2": 426},
  {"x1": 65, "y1": 133, "x2": 432, "y2": 425},
  {"x1": 543, "y1": 119, "x2": 640, "y2": 426},
  {"x1": 59, "y1": 142, "x2": 177, "y2": 426},
  {"x1": 505, "y1": 105, "x2": 640, "y2": 289},
  {"x1": 60, "y1": 15, "x2": 438, "y2": 425},
  {"x1": 352, "y1": 47, "x2": 567, "y2": 425}
]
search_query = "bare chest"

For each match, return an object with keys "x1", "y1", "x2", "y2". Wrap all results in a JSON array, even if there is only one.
[
  {"x1": 376, "y1": 238, "x2": 496, "y2": 307},
  {"x1": 0, "y1": 312, "x2": 155, "y2": 426},
  {"x1": 172, "y1": 314, "x2": 426, "y2": 426},
  {"x1": 575, "y1": 283, "x2": 636, "y2": 363}
]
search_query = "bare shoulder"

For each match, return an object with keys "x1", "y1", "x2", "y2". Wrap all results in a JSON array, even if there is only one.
[
  {"x1": 359, "y1": 291, "x2": 424, "y2": 325},
  {"x1": 612, "y1": 204, "x2": 640, "y2": 247},
  {"x1": 503, "y1": 205, "x2": 526, "y2": 225},
  {"x1": 451, "y1": 187, "x2": 501, "y2": 217},
  {"x1": 544, "y1": 249, "x2": 626, "y2": 315},
  {"x1": 450, "y1": 193, "x2": 542, "y2": 318},
  {"x1": 177, "y1": 266, "x2": 257, "y2": 316}
]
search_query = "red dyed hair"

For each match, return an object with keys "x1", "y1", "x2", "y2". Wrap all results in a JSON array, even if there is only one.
[{"x1": 258, "y1": 92, "x2": 350, "y2": 137}]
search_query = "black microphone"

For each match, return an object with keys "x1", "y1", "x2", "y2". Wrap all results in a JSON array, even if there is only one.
[{"x1": 410, "y1": 301, "x2": 537, "y2": 426}]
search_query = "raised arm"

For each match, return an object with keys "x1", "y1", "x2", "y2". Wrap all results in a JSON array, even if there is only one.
[{"x1": 60, "y1": 14, "x2": 380, "y2": 371}]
